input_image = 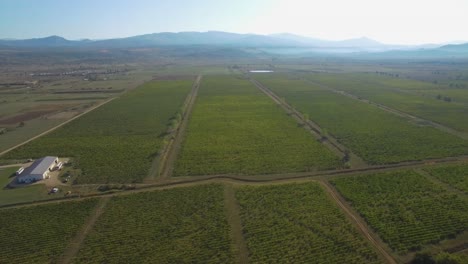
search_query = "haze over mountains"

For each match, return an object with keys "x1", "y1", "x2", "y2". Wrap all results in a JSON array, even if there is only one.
[{"x1": 0, "y1": 31, "x2": 467, "y2": 56}]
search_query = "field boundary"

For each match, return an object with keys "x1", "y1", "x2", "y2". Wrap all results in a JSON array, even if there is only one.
[
  {"x1": 248, "y1": 77, "x2": 368, "y2": 168},
  {"x1": 224, "y1": 184, "x2": 250, "y2": 263},
  {"x1": 306, "y1": 79, "x2": 468, "y2": 141},
  {"x1": 0, "y1": 97, "x2": 116, "y2": 157},
  {"x1": 158, "y1": 75, "x2": 202, "y2": 179},
  {"x1": 2, "y1": 154, "x2": 468, "y2": 210},
  {"x1": 59, "y1": 196, "x2": 110, "y2": 264},
  {"x1": 146, "y1": 75, "x2": 201, "y2": 182},
  {"x1": 318, "y1": 180, "x2": 397, "y2": 264}
]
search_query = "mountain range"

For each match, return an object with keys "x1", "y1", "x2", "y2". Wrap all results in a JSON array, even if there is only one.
[{"x1": 0, "y1": 31, "x2": 467, "y2": 55}]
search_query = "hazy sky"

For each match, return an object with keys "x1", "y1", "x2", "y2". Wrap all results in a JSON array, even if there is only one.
[{"x1": 1, "y1": 0, "x2": 467, "y2": 45}]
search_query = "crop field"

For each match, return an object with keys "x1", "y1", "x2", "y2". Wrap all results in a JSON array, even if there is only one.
[
  {"x1": 254, "y1": 74, "x2": 468, "y2": 164},
  {"x1": 331, "y1": 171, "x2": 468, "y2": 253},
  {"x1": 235, "y1": 182, "x2": 380, "y2": 263},
  {"x1": 0, "y1": 199, "x2": 97, "y2": 263},
  {"x1": 306, "y1": 73, "x2": 468, "y2": 133},
  {"x1": 174, "y1": 75, "x2": 342, "y2": 176},
  {"x1": 2, "y1": 80, "x2": 192, "y2": 183},
  {"x1": 424, "y1": 163, "x2": 468, "y2": 193},
  {"x1": 74, "y1": 184, "x2": 234, "y2": 263}
]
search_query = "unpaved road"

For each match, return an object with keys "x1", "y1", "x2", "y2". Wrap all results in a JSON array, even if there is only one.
[
  {"x1": 306, "y1": 79, "x2": 468, "y2": 141},
  {"x1": 159, "y1": 75, "x2": 202, "y2": 179},
  {"x1": 0, "y1": 97, "x2": 116, "y2": 157},
  {"x1": 319, "y1": 181, "x2": 397, "y2": 264},
  {"x1": 249, "y1": 77, "x2": 368, "y2": 168},
  {"x1": 59, "y1": 196, "x2": 110, "y2": 264}
]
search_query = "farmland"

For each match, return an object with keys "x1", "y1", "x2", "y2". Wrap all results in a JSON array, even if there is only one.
[
  {"x1": 424, "y1": 163, "x2": 468, "y2": 193},
  {"x1": 174, "y1": 75, "x2": 342, "y2": 176},
  {"x1": 306, "y1": 73, "x2": 468, "y2": 134},
  {"x1": 74, "y1": 184, "x2": 234, "y2": 263},
  {"x1": 2, "y1": 80, "x2": 192, "y2": 183},
  {"x1": 235, "y1": 182, "x2": 381, "y2": 263},
  {"x1": 331, "y1": 170, "x2": 468, "y2": 253},
  {"x1": 254, "y1": 74, "x2": 468, "y2": 164},
  {"x1": 0, "y1": 199, "x2": 97, "y2": 263}
]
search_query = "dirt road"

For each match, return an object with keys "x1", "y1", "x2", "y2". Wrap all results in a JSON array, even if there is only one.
[
  {"x1": 158, "y1": 75, "x2": 202, "y2": 179},
  {"x1": 0, "y1": 97, "x2": 116, "y2": 157},
  {"x1": 319, "y1": 181, "x2": 397, "y2": 264},
  {"x1": 59, "y1": 196, "x2": 110, "y2": 264},
  {"x1": 249, "y1": 77, "x2": 368, "y2": 168}
]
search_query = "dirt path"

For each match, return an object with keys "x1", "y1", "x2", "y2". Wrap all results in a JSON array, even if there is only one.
[
  {"x1": 249, "y1": 77, "x2": 368, "y2": 168},
  {"x1": 318, "y1": 181, "x2": 397, "y2": 264},
  {"x1": 59, "y1": 196, "x2": 110, "y2": 264},
  {"x1": 224, "y1": 184, "x2": 250, "y2": 263},
  {"x1": 307, "y1": 79, "x2": 468, "y2": 141},
  {"x1": 415, "y1": 168, "x2": 467, "y2": 197},
  {"x1": 158, "y1": 75, "x2": 202, "y2": 179},
  {"x1": 0, "y1": 97, "x2": 116, "y2": 157}
]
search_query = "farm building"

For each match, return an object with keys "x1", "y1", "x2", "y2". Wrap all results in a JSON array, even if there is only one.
[{"x1": 17, "y1": 156, "x2": 58, "y2": 183}]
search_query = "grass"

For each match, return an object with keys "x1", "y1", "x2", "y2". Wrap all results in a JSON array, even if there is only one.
[
  {"x1": 2, "y1": 80, "x2": 192, "y2": 183},
  {"x1": 254, "y1": 74, "x2": 468, "y2": 164},
  {"x1": 235, "y1": 182, "x2": 381, "y2": 263},
  {"x1": 74, "y1": 184, "x2": 234, "y2": 263},
  {"x1": 174, "y1": 75, "x2": 342, "y2": 176},
  {"x1": 0, "y1": 199, "x2": 98, "y2": 263},
  {"x1": 331, "y1": 170, "x2": 468, "y2": 253},
  {"x1": 0, "y1": 167, "x2": 50, "y2": 206}
]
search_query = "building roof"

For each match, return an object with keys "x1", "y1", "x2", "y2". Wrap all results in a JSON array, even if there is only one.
[{"x1": 20, "y1": 156, "x2": 57, "y2": 176}]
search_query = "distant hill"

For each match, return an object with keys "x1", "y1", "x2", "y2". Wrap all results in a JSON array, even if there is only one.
[{"x1": 0, "y1": 31, "x2": 466, "y2": 55}]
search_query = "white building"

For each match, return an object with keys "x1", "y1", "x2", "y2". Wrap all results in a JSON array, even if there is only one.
[{"x1": 17, "y1": 156, "x2": 58, "y2": 183}]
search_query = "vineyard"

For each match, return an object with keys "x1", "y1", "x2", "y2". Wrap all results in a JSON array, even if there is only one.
[
  {"x1": 74, "y1": 184, "x2": 234, "y2": 263},
  {"x1": 2, "y1": 80, "x2": 192, "y2": 183},
  {"x1": 174, "y1": 75, "x2": 342, "y2": 176},
  {"x1": 235, "y1": 182, "x2": 381, "y2": 263},
  {"x1": 306, "y1": 72, "x2": 468, "y2": 133},
  {"x1": 0, "y1": 199, "x2": 97, "y2": 263},
  {"x1": 331, "y1": 170, "x2": 468, "y2": 253},
  {"x1": 424, "y1": 163, "x2": 468, "y2": 193},
  {"x1": 254, "y1": 74, "x2": 468, "y2": 164}
]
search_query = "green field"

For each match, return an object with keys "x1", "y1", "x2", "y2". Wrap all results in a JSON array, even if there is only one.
[
  {"x1": 0, "y1": 167, "x2": 50, "y2": 206},
  {"x1": 254, "y1": 74, "x2": 468, "y2": 164},
  {"x1": 2, "y1": 80, "x2": 192, "y2": 183},
  {"x1": 0, "y1": 199, "x2": 97, "y2": 263},
  {"x1": 306, "y1": 73, "x2": 468, "y2": 133},
  {"x1": 235, "y1": 182, "x2": 380, "y2": 263},
  {"x1": 74, "y1": 184, "x2": 234, "y2": 263},
  {"x1": 331, "y1": 171, "x2": 468, "y2": 253},
  {"x1": 174, "y1": 75, "x2": 342, "y2": 176},
  {"x1": 424, "y1": 163, "x2": 468, "y2": 193}
]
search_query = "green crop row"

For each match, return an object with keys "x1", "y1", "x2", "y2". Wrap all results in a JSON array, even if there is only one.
[
  {"x1": 74, "y1": 184, "x2": 234, "y2": 263},
  {"x1": 331, "y1": 170, "x2": 468, "y2": 253},
  {"x1": 0, "y1": 199, "x2": 98, "y2": 263},
  {"x1": 174, "y1": 75, "x2": 342, "y2": 176},
  {"x1": 254, "y1": 74, "x2": 468, "y2": 164},
  {"x1": 424, "y1": 163, "x2": 468, "y2": 193},
  {"x1": 306, "y1": 72, "x2": 468, "y2": 133},
  {"x1": 2, "y1": 80, "x2": 192, "y2": 183},
  {"x1": 235, "y1": 182, "x2": 381, "y2": 263}
]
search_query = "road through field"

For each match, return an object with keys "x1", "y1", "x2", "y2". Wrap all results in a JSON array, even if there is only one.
[
  {"x1": 249, "y1": 77, "x2": 368, "y2": 168},
  {"x1": 0, "y1": 97, "x2": 116, "y2": 157},
  {"x1": 158, "y1": 75, "x2": 202, "y2": 180},
  {"x1": 319, "y1": 181, "x2": 397, "y2": 264},
  {"x1": 306, "y1": 79, "x2": 468, "y2": 141},
  {"x1": 59, "y1": 196, "x2": 110, "y2": 264}
]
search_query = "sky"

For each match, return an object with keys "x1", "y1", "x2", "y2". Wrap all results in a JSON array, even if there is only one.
[{"x1": 1, "y1": 0, "x2": 468, "y2": 45}]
